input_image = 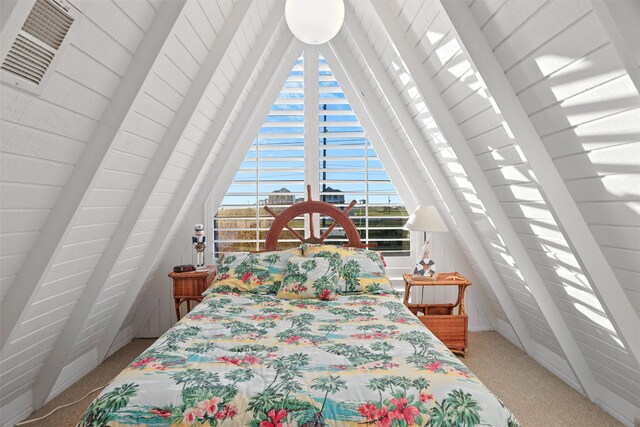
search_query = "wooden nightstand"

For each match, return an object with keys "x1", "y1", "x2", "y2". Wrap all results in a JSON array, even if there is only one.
[
  {"x1": 169, "y1": 266, "x2": 216, "y2": 320},
  {"x1": 403, "y1": 272, "x2": 471, "y2": 356}
]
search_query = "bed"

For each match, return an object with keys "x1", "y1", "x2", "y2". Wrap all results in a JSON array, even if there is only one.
[{"x1": 80, "y1": 189, "x2": 519, "y2": 427}]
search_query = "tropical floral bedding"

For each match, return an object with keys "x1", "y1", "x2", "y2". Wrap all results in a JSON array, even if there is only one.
[{"x1": 80, "y1": 291, "x2": 519, "y2": 426}]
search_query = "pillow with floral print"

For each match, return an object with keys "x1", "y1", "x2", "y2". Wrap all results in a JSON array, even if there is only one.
[
  {"x1": 338, "y1": 254, "x2": 394, "y2": 294},
  {"x1": 301, "y1": 245, "x2": 391, "y2": 294},
  {"x1": 276, "y1": 256, "x2": 338, "y2": 300},
  {"x1": 302, "y1": 244, "x2": 386, "y2": 273},
  {"x1": 203, "y1": 248, "x2": 302, "y2": 295}
]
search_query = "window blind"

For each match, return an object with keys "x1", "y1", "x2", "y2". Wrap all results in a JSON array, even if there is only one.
[
  {"x1": 317, "y1": 54, "x2": 410, "y2": 255},
  {"x1": 214, "y1": 54, "x2": 305, "y2": 252},
  {"x1": 214, "y1": 51, "x2": 410, "y2": 256}
]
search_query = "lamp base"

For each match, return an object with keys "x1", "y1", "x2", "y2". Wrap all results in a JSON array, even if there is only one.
[{"x1": 417, "y1": 233, "x2": 432, "y2": 261}]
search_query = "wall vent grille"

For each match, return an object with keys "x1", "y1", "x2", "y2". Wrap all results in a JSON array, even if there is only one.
[{"x1": 1, "y1": 0, "x2": 73, "y2": 85}]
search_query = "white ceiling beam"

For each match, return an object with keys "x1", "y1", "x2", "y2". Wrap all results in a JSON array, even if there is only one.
[
  {"x1": 322, "y1": 41, "x2": 496, "y2": 328},
  {"x1": 589, "y1": 1, "x2": 640, "y2": 94},
  {"x1": 319, "y1": 45, "x2": 419, "y2": 213},
  {"x1": 29, "y1": 1, "x2": 252, "y2": 409},
  {"x1": 132, "y1": 37, "x2": 302, "y2": 339},
  {"x1": 96, "y1": 14, "x2": 293, "y2": 362},
  {"x1": 372, "y1": 0, "x2": 598, "y2": 398},
  {"x1": 339, "y1": 11, "x2": 539, "y2": 347},
  {"x1": 0, "y1": 0, "x2": 187, "y2": 352},
  {"x1": 440, "y1": 0, "x2": 640, "y2": 368}
]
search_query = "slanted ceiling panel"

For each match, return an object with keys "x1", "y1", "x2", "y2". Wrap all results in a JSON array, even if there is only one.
[
  {"x1": 340, "y1": 28, "x2": 502, "y2": 334},
  {"x1": 0, "y1": 0, "x2": 137, "y2": 302},
  {"x1": 0, "y1": 0, "x2": 165, "y2": 405},
  {"x1": 0, "y1": 0, "x2": 152, "y2": 405},
  {"x1": 1, "y1": 0, "x2": 638, "y2": 424},
  {"x1": 129, "y1": 19, "x2": 288, "y2": 340},
  {"x1": 106, "y1": 3, "x2": 285, "y2": 346},
  {"x1": 366, "y1": 0, "x2": 565, "y2": 357},
  {"x1": 348, "y1": 0, "x2": 518, "y2": 337},
  {"x1": 68, "y1": 0, "x2": 265, "y2": 362},
  {"x1": 469, "y1": 0, "x2": 640, "y2": 408}
]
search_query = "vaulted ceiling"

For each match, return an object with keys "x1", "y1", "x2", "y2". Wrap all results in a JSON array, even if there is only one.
[{"x1": 1, "y1": 0, "x2": 638, "y2": 425}]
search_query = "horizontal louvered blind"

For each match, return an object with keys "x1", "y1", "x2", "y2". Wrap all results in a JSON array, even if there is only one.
[
  {"x1": 214, "y1": 51, "x2": 410, "y2": 256},
  {"x1": 214, "y1": 54, "x2": 305, "y2": 252},
  {"x1": 318, "y1": 54, "x2": 410, "y2": 255}
]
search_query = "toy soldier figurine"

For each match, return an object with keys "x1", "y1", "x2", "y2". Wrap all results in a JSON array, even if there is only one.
[{"x1": 193, "y1": 224, "x2": 206, "y2": 270}]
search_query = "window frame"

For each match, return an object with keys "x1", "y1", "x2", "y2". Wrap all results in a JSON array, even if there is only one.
[{"x1": 211, "y1": 47, "x2": 413, "y2": 259}]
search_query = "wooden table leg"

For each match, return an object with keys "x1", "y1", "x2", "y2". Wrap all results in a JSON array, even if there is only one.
[
  {"x1": 175, "y1": 299, "x2": 181, "y2": 320},
  {"x1": 403, "y1": 282, "x2": 410, "y2": 305}
]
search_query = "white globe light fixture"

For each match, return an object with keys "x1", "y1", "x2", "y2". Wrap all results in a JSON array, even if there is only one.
[{"x1": 285, "y1": 0, "x2": 345, "y2": 45}]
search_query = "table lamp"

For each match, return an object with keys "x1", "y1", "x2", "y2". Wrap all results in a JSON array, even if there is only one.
[{"x1": 404, "y1": 205, "x2": 448, "y2": 277}]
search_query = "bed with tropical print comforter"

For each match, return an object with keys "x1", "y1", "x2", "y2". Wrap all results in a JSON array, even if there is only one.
[{"x1": 80, "y1": 291, "x2": 519, "y2": 427}]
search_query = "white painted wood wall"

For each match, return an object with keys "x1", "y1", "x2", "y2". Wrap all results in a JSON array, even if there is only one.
[
  {"x1": 341, "y1": 0, "x2": 639, "y2": 423},
  {"x1": 467, "y1": 0, "x2": 640, "y2": 416},
  {"x1": 1, "y1": 0, "x2": 285, "y2": 423},
  {"x1": 1, "y1": 0, "x2": 638, "y2": 425},
  {"x1": 2, "y1": 0, "x2": 161, "y2": 414}
]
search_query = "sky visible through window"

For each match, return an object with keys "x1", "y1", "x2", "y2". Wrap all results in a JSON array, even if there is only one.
[{"x1": 214, "y1": 51, "x2": 409, "y2": 255}]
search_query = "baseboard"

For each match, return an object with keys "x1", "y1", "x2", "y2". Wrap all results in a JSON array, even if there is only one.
[
  {"x1": 106, "y1": 324, "x2": 133, "y2": 359},
  {"x1": 492, "y1": 322, "x2": 636, "y2": 425},
  {"x1": 1, "y1": 390, "x2": 32, "y2": 427},
  {"x1": 529, "y1": 340, "x2": 582, "y2": 394},
  {"x1": 595, "y1": 383, "x2": 638, "y2": 427},
  {"x1": 133, "y1": 293, "x2": 172, "y2": 338},
  {"x1": 468, "y1": 325, "x2": 493, "y2": 332},
  {"x1": 494, "y1": 318, "x2": 524, "y2": 350},
  {"x1": 47, "y1": 348, "x2": 98, "y2": 402},
  {"x1": 493, "y1": 324, "x2": 582, "y2": 394},
  {"x1": 1, "y1": 327, "x2": 132, "y2": 427}
]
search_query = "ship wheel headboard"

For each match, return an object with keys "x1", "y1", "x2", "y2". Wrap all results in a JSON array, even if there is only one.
[{"x1": 264, "y1": 185, "x2": 368, "y2": 251}]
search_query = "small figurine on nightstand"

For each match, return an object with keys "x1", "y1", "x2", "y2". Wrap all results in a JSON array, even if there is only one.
[
  {"x1": 192, "y1": 224, "x2": 207, "y2": 270},
  {"x1": 413, "y1": 258, "x2": 436, "y2": 277}
]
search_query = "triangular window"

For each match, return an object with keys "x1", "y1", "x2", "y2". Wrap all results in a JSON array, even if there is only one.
[{"x1": 214, "y1": 50, "x2": 409, "y2": 255}]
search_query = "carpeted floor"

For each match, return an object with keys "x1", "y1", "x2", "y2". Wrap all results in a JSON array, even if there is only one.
[
  {"x1": 20, "y1": 339, "x2": 155, "y2": 427},
  {"x1": 460, "y1": 332, "x2": 621, "y2": 426},
  {"x1": 21, "y1": 332, "x2": 621, "y2": 426}
]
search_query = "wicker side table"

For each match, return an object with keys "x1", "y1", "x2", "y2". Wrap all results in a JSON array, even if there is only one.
[
  {"x1": 403, "y1": 272, "x2": 471, "y2": 356},
  {"x1": 169, "y1": 266, "x2": 216, "y2": 320}
]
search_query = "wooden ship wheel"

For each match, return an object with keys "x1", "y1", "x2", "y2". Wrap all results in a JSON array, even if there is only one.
[{"x1": 264, "y1": 185, "x2": 370, "y2": 251}]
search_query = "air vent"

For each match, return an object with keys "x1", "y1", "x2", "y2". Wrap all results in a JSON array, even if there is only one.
[{"x1": 1, "y1": 0, "x2": 73, "y2": 86}]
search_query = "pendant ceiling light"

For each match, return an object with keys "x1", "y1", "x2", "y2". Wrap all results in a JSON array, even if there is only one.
[{"x1": 285, "y1": 0, "x2": 345, "y2": 45}]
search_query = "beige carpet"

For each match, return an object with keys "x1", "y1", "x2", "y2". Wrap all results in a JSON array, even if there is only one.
[
  {"x1": 460, "y1": 332, "x2": 621, "y2": 426},
  {"x1": 21, "y1": 332, "x2": 621, "y2": 426},
  {"x1": 20, "y1": 339, "x2": 155, "y2": 427}
]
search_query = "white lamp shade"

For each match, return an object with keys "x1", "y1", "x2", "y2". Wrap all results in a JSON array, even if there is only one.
[
  {"x1": 285, "y1": 0, "x2": 345, "y2": 45},
  {"x1": 404, "y1": 205, "x2": 448, "y2": 232}
]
